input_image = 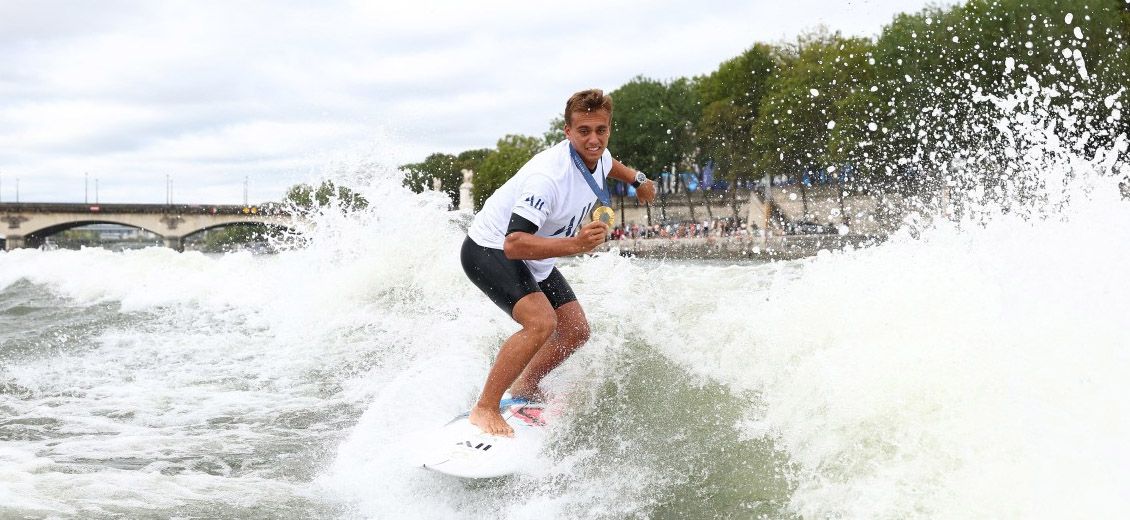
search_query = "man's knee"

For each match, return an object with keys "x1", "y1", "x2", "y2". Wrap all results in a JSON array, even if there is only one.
[
  {"x1": 513, "y1": 293, "x2": 557, "y2": 339},
  {"x1": 552, "y1": 302, "x2": 590, "y2": 348},
  {"x1": 558, "y1": 319, "x2": 590, "y2": 348},
  {"x1": 523, "y1": 311, "x2": 557, "y2": 343}
]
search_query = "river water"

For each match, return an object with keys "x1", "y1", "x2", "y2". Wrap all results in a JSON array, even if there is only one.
[
  {"x1": 3, "y1": 172, "x2": 1128, "y2": 518},
  {"x1": 4, "y1": 97, "x2": 1130, "y2": 519}
]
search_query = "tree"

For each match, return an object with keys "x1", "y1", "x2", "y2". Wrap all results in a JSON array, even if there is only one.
[
  {"x1": 860, "y1": 0, "x2": 1130, "y2": 195},
  {"x1": 608, "y1": 76, "x2": 701, "y2": 175},
  {"x1": 819, "y1": 38, "x2": 881, "y2": 185},
  {"x1": 471, "y1": 134, "x2": 545, "y2": 210},
  {"x1": 400, "y1": 149, "x2": 489, "y2": 208},
  {"x1": 697, "y1": 43, "x2": 778, "y2": 182},
  {"x1": 608, "y1": 76, "x2": 702, "y2": 223},
  {"x1": 698, "y1": 43, "x2": 778, "y2": 111},
  {"x1": 199, "y1": 223, "x2": 280, "y2": 253},
  {"x1": 752, "y1": 30, "x2": 874, "y2": 216},
  {"x1": 400, "y1": 153, "x2": 459, "y2": 207},
  {"x1": 544, "y1": 116, "x2": 566, "y2": 148},
  {"x1": 284, "y1": 180, "x2": 368, "y2": 212},
  {"x1": 284, "y1": 183, "x2": 314, "y2": 208},
  {"x1": 696, "y1": 44, "x2": 780, "y2": 222},
  {"x1": 698, "y1": 100, "x2": 753, "y2": 219}
]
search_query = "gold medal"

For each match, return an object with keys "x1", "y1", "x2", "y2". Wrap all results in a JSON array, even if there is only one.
[{"x1": 592, "y1": 206, "x2": 616, "y2": 227}]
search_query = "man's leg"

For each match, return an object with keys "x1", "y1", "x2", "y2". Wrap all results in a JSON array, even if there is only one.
[
  {"x1": 469, "y1": 292, "x2": 557, "y2": 436},
  {"x1": 508, "y1": 300, "x2": 590, "y2": 400}
]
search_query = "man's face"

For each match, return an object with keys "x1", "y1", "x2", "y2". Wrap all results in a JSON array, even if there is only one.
[{"x1": 564, "y1": 109, "x2": 611, "y2": 167}]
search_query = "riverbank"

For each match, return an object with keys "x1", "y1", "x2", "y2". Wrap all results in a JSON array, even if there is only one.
[{"x1": 593, "y1": 233, "x2": 886, "y2": 261}]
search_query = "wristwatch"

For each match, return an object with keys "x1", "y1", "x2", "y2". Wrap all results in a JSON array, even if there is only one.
[{"x1": 631, "y1": 171, "x2": 648, "y2": 188}]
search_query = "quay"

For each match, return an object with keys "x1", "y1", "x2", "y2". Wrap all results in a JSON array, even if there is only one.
[{"x1": 595, "y1": 233, "x2": 885, "y2": 261}]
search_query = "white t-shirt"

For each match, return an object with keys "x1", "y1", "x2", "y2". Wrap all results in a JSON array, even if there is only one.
[{"x1": 467, "y1": 140, "x2": 613, "y2": 282}]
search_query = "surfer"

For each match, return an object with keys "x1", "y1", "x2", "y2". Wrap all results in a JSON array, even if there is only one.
[{"x1": 460, "y1": 88, "x2": 656, "y2": 436}]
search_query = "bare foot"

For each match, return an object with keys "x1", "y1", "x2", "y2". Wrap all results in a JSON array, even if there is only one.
[{"x1": 469, "y1": 405, "x2": 513, "y2": 437}]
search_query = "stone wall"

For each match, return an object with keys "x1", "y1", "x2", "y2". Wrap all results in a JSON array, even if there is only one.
[
  {"x1": 594, "y1": 233, "x2": 886, "y2": 261},
  {"x1": 605, "y1": 184, "x2": 914, "y2": 236}
]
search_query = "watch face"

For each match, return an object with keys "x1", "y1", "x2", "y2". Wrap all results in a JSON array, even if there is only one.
[{"x1": 635, "y1": 172, "x2": 647, "y2": 183}]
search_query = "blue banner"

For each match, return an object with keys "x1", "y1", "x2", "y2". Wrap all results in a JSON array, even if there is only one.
[
  {"x1": 680, "y1": 172, "x2": 699, "y2": 192},
  {"x1": 702, "y1": 160, "x2": 714, "y2": 190}
]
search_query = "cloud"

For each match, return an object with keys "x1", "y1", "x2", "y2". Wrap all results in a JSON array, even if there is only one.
[{"x1": 0, "y1": 0, "x2": 950, "y2": 204}]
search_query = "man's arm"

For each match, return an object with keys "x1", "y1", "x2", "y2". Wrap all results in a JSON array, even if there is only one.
[
  {"x1": 503, "y1": 221, "x2": 608, "y2": 260},
  {"x1": 609, "y1": 159, "x2": 657, "y2": 204}
]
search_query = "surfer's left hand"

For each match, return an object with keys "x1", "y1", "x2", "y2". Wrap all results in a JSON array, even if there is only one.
[{"x1": 634, "y1": 180, "x2": 657, "y2": 204}]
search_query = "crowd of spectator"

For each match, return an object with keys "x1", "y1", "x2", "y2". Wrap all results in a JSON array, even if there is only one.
[{"x1": 608, "y1": 217, "x2": 749, "y2": 240}]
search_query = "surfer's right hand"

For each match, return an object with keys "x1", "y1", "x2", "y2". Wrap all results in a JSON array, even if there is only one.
[{"x1": 574, "y1": 221, "x2": 608, "y2": 252}]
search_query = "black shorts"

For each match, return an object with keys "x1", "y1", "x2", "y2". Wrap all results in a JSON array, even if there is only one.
[{"x1": 460, "y1": 236, "x2": 577, "y2": 316}]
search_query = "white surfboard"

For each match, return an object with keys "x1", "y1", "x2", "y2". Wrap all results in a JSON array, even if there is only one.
[{"x1": 420, "y1": 398, "x2": 547, "y2": 478}]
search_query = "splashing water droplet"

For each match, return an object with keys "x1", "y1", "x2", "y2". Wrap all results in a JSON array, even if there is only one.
[{"x1": 1072, "y1": 49, "x2": 1089, "y2": 80}]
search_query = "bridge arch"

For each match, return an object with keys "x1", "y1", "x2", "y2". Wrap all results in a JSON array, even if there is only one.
[
  {"x1": 180, "y1": 220, "x2": 299, "y2": 239},
  {"x1": 1, "y1": 203, "x2": 302, "y2": 251},
  {"x1": 182, "y1": 221, "x2": 302, "y2": 251},
  {"x1": 21, "y1": 220, "x2": 165, "y2": 249}
]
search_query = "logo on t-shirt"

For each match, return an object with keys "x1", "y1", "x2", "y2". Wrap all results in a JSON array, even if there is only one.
[
  {"x1": 549, "y1": 201, "x2": 594, "y2": 237},
  {"x1": 523, "y1": 195, "x2": 546, "y2": 212}
]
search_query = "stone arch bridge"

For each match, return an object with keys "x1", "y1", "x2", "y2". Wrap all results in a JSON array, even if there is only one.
[{"x1": 0, "y1": 203, "x2": 304, "y2": 251}]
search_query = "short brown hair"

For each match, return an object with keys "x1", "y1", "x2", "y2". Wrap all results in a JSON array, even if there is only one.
[{"x1": 564, "y1": 89, "x2": 613, "y2": 125}]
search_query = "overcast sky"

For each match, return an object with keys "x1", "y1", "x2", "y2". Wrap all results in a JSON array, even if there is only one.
[{"x1": 0, "y1": 0, "x2": 953, "y2": 204}]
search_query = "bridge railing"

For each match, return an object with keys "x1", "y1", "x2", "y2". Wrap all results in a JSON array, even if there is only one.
[{"x1": 0, "y1": 202, "x2": 291, "y2": 216}]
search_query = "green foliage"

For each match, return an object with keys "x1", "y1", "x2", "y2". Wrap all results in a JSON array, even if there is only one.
[
  {"x1": 457, "y1": 148, "x2": 491, "y2": 176},
  {"x1": 199, "y1": 224, "x2": 277, "y2": 253},
  {"x1": 816, "y1": 37, "x2": 881, "y2": 178},
  {"x1": 284, "y1": 180, "x2": 368, "y2": 212},
  {"x1": 471, "y1": 134, "x2": 545, "y2": 210},
  {"x1": 399, "y1": 150, "x2": 487, "y2": 207},
  {"x1": 608, "y1": 76, "x2": 701, "y2": 174},
  {"x1": 401, "y1": 153, "x2": 458, "y2": 195},
  {"x1": 399, "y1": 150, "x2": 489, "y2": 208},
  {"x1": 855, "y1": 0, "x2": 1130, "y2": 188},
  {"x1": 284, "y1": 183, "x2": 313, "y2": 208},
  {"x1": 698, "y1": 44, "x2": 779, "y2": 182},
  {"x1": 544, "y1": 116, "x2": 566, "y2": 148},
  {"x1": 699, "y1": 100, "x2": 754, "y2": 181},
  {"x1": 697, "y1": 43, "x2": 778, "y2": 110},
  {"x1": 753, "y1": 31, "x2": 876, "y2": 180}
]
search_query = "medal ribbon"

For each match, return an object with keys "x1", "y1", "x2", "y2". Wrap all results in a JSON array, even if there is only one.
[{"x1": 569, "y1": 144, "x2": 610, "y2": 206}]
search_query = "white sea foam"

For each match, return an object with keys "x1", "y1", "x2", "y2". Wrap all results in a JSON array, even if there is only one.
[{"x1": 631, "y1": 73, "x2": 1130, "y2": 517}]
